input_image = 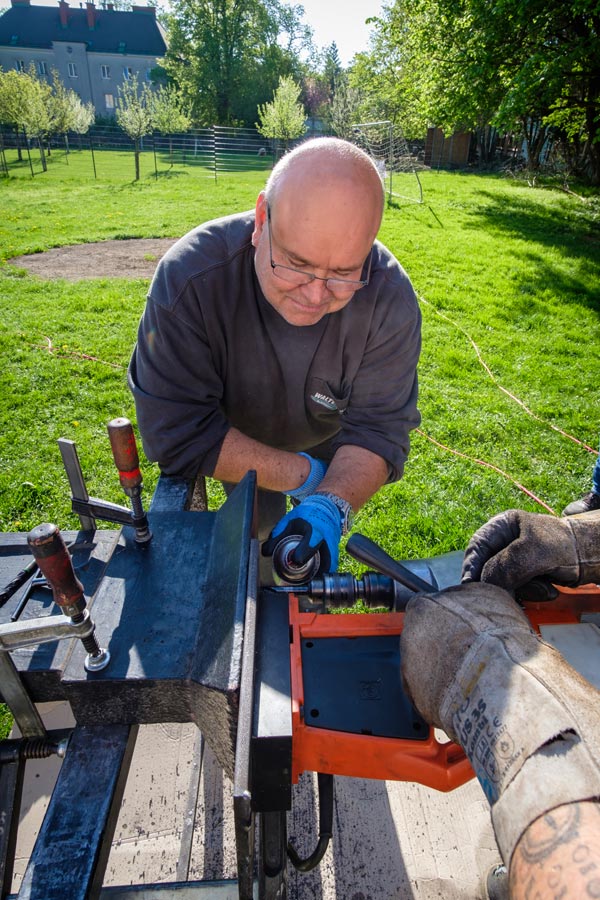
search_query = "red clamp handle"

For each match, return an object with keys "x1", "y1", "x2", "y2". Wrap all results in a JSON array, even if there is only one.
[
  {"x1": 27, "y1": 523, "x2": 84, "y2": 612},
  {"x1": 107, "y1": 417, "x2": 142, "y2": 492}
]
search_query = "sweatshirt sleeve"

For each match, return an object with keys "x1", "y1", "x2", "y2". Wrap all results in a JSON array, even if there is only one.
[{"x1": 128, "y1": 291, "x2": 230, "y2": 479}]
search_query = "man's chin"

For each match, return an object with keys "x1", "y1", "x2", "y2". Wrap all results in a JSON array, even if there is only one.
[
  {"x1": 279, "y1": 297, "x2": 331, "y2": 326},
  {"x1": 284, "y1": 310, "x2": 326, "y2": 326}
]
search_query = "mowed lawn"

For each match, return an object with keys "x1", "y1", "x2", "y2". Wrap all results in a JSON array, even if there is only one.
[{"x1": 1, "y1": 148, "x2": 599, "y2": 569}]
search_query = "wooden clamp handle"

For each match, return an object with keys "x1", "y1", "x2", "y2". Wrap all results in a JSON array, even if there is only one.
[
  {"x1": 27, "y1": 524, "x2": 84, "y2": 612},
  {"x1": 107, "y1": 417, "x2": 142, "y2": 491}
]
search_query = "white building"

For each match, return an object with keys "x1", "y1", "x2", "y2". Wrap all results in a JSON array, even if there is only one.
[{"x1": 0, "y1": 0, "x2": 167, "y2": 117}]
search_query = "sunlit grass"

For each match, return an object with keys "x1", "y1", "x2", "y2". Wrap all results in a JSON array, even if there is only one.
[{"x1": 1, "y1": 155, "x2": 599, "y2": 734}]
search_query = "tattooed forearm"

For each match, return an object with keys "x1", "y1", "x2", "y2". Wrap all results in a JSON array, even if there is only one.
[{"x1": 510, "y1": 802, "x2": 600, "y2": 900}]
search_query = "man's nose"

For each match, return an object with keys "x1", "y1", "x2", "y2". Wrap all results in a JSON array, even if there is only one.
[{"x1": 301, "y1": 277, "x2": 330, "y2": 304}]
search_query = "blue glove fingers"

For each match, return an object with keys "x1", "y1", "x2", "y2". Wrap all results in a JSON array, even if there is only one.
[{"x1": 264, "y1": 495, "x2": 342, "y2": 574}]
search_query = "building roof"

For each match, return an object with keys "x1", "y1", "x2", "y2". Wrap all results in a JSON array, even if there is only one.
[{"x1": 0, "y1": 1, "x2": 167, "y2": 57}]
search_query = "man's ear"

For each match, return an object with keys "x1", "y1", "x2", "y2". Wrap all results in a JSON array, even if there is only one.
[{"x1": 252, "y1": 191, "x2": 267, "y2": 247}]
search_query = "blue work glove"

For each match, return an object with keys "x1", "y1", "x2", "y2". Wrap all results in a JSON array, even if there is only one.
[
  {"x1": 262, "y1": 493, "x2": 343, "y2": 575},
  {"x1": 285, "y1": 453, "x2": 328, "y2": 503}
]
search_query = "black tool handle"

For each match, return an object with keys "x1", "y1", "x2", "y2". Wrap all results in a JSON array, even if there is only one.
[
  {"x1": 346, "y1": 533, "x2": 435, "y2": 594},
  {"x1": 0, "y1": 558, "x2": 38, "y2": 608}
]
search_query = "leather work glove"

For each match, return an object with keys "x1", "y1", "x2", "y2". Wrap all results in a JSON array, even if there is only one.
[
  {"x1": 461, "y1": 508, "x2": 600, "y2": 591},
  {"x1": 262, "y1": 493, "x2": 343, "y2": 575},
  {"x1": 285, "y1": 453, "x2": 328, "y2": 503},
  {"x1": 400, "y1": 582, "x2": 600, "y2": 866}
]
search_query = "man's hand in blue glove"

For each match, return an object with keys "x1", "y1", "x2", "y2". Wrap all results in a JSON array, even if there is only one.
[
  {"x1": 285, "y1": 453, "x2": 328, "y2": 503},
  {"x1": 262, "y1": 493, "x2": 344, "y2": 575}
]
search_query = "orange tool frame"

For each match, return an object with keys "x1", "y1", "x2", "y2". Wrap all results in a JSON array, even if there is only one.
[{"x1": 288, "y1": 583, "x2": 600, "y2": 792}]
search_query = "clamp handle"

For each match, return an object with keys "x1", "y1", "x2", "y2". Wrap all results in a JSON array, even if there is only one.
[
  {"x1": 27, "y1": 523, "x2": 85, "y2": 615},
  {"x1": 107, "y1": 417, "x2": 142, "y2": 493}
]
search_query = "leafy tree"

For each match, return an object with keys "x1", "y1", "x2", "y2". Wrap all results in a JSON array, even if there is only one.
[
  {"x1": 271, "y1": 1, "x2": 313, "y2": 56},
  {"x1": 0, "y1": 67, "x2": 94, "y2": 168},
  {"x1": 115, "y1": 73, "x2": 153, "y2": 180},
  {"x1": 149, "y1": 84, "x2": 191, "y2": 163},
  {"x1": 70, "y1": 95, "x2": 95, "y2": 136},
  {"x1": 46, "y1": 69, "x2": 76, "y2": 145},
  {"x1": 256, "y1": 74, "x2": 306, "y2": 150},
  {"x1": 45, "y1": 68, "x2": 94, "y2": 155},
  {"x1": 0, "y1": 68, "x2": 23, "y2": 158},
  {"x1": 1, "y1": 67, "x2": 52, "y2": 170},
  {"x1": 161, "y1": 0, "x2": 312, "y2": 125},
  {"x1": 0, "y1": 69, "x2": 24, "y2": 129},
  {"x1": 348, "y1": 2, "x2": 439, "y2": 140},
  {"x1": 360, "y1": 0, "x2": 600, "y2": 181},
  {"x1": 0, "y1": 67, "x2": 46, "y2": 162},
  {"x1": 301, "y1": 73, "x2": 330, "y2": 128},
  {"x1": 329, "y1": 72, "x2": 362, "y2": 139},
  {"x1": 70, "y1": 93, "x2": 95, "y2": 149},
  {"x1": 322, "y1": 42, "x2": 342, "y2": 93}
]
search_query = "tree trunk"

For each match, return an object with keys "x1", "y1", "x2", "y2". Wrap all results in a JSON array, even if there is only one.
[
  {"x1": 134, "y1": 139, "x2": 140, "y2": 180},
  {"x1": 586, "y1": 141, "x2": 600, "y2": 185},
  {"x1": 37, "y1": 137, "x2": 47, "y2": 172},
  {"x1": 15, "y1": 126, "x2": 23, "y2": 161},
  {"x1": 521, "y1": 117, "x2": 548, "y2": 172}
]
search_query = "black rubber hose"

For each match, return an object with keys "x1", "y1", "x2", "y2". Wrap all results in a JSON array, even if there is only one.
[{"x1": 287, "y1": 772, "x2": 334, "y2": 872}]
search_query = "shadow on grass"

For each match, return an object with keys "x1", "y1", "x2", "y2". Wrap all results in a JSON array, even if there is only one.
[
  {"x1": 148, "y1": 169, "x2": 189, "y2": 180},
  {"x1": 463, "y1": 187, "x2": 600, "y2": 314}
]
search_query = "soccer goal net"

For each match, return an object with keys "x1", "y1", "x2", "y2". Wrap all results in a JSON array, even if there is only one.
[{"x1": 351, "y1": 120, "x2": 424, "y2": 206}]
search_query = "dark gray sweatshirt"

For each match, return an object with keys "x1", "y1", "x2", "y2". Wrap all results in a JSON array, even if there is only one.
[{"x1": 128, "y1": 211, "x2": 421, "y2": 480}]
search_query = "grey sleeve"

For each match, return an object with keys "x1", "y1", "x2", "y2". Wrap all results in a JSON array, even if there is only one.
[
  {"x1": 333, "y1": 281, "x2": 422, "y2": 482},
  {"x1": 128, "y1": 294, "x2": 229, "y2": 478}
]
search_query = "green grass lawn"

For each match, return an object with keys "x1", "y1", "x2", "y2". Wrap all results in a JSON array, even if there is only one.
[
  {"x1": 1, "y1": 150, "x2": 599, "y2": 555},
  {"x1": 0, "y1": 152, "x2": 599, "y2": 739}
]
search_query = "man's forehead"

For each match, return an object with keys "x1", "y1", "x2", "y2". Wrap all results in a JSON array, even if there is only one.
[{"x1": 270, "y1": 160, "x2": 382, "y2": 233}]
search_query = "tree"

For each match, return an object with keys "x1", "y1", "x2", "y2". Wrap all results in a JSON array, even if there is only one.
[
  {"x1": 329, "y1": 72, "x2": 362, "y2": 140},
  {"x1": 8, "y1": 67, "x2": 52, "y2": 170},
  {"x1": 301, "y1": 73, "x2": 330, "y2": 129},
  {"x1": 322, "y1": 42, "x2": 342, "y2": 93},
  {"x1": 0, "y1": 67, "x2": 51, "y2": 166},
  {"x1": 45, "y1": 68, "x2": 95, "y2": 155},
  {"x1": 359, "y1": 0, "x2": 600, "y2": 180},
  {"x1": 348, "y1": 2, "x2": 441, "y2": 140},
  {"x1": 256, "y1": 74, "x2": 306, "y2": 151},
  {"x1": 46, "y1": 69, "x2": 75, "y2": 150},
  {"x1": 0, "y1": 68, "x2": 25, "y2": 159},
  {"x1": 161, "y1": 0, "x2": 313, "y2": 126},
  {"x1": 115, "y1": 73, "x2": 153, "y2": 180},
  {"x1": 70, "y1": 94, "x2": 95, "y2": 139},
  {"x1": 0, "y1": 67, "x2": 94, "y2": 168},
  {"x1": 149, "y1": 84, "x2": 191, "y2": 163}
]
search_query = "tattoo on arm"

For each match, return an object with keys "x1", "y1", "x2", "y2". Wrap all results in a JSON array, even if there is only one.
[
  {"x1": 518, "y1": 806, "x2": 581, "y2": 864},
  {"x1": 510, "y1": 803, "x2": 600, "y2": 900}
]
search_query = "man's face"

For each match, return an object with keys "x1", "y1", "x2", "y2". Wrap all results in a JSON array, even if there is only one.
[{"x1": 252, "y1": 190, "x2": 377, "y2": 327}]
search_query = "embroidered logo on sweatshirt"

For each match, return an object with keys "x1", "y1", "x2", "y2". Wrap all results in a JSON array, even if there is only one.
[{"x1": 311, "y1": 391, "x2": 338, "y2": 411}]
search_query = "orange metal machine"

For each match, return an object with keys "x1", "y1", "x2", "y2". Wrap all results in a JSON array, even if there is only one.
[
  {"x1": 288, "y1": 584, "x2": 600, "y2": 790},
  {"x1": 247, "y1": 529, "x2": 600, "y2": 897}
]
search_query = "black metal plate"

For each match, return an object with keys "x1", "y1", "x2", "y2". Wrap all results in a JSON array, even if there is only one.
[{"x1": 301, "y1": 635, "x2": 428, "y2": 740}]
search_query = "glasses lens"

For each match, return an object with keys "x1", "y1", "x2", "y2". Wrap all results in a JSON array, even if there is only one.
[
  {"x1": 272, "y1": 264, "x2": 313, "y2": 286},
  {"x1": 326, "y1": 278, "x2": 360, "y2": 295}
]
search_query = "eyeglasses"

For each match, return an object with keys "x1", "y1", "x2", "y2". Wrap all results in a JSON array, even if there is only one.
[{"x1": 266, "y1": 203, "x2": 372, "y2": 296}]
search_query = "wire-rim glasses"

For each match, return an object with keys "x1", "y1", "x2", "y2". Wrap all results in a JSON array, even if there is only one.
[{"x1": 266, "y1": 203, "x2": 372, "y2": 296}]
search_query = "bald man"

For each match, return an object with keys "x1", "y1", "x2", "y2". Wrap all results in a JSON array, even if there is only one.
[{"x1": 129, "y1": 138, "x2": 421, "y2": 577}]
